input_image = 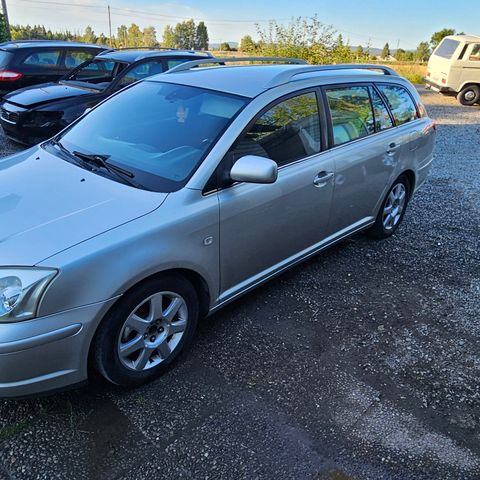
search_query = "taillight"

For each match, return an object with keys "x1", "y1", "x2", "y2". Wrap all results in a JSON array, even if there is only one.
[
  {"x1": 0, "y1": 70, "x2": 23, "y2": 81},
  {"x1": 432, "y1": 122, "x2": 437, "y2": 131},
  {"x1": 441, "y1": 78, "x2": 446, "y2": 84}
]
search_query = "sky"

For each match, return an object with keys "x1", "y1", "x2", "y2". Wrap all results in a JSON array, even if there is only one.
[{"x1": 5, "y1": 0, "x2": 479, "y2": 49}]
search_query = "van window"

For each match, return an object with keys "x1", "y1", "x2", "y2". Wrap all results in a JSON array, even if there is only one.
[
  {"x1": 469, "y1": 44, "x2": 480, "y2": 61},
  {"x1": 378, "y1": 85, "x2": 418, "y2": 126},
  {"x1": 229, "y1": 91, "x2": 321, "y2": 167},
  {"x1": 434, "y1": 39, "x2": 460, "y2": 59},
  {"x1": 325, "y1": 86, "x2": 374, "y2": 146}
]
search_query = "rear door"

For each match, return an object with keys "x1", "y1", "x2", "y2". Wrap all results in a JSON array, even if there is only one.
[
  {"x1": 321, "y1": 83, "x2": 402, "y2": 233},
  {"x1": 217, "y1": 89, "x2": 335, "y2": 299},
  {"x1": 18, "y1": 48, "x2": 63, "y2": 88}
]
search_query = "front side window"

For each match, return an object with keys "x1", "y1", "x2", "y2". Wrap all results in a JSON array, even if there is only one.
[
  {"x1": 22, "y1": 50, "x2": 61, "y2": 68},
  {"x1": 65, "y1": 49, "x2": 95, "y2": 68},
  {"x1": 378, "y1": 85, "x2": 418, "y2": 126},
  {"x1": 370, "y1": 87, "x2": 393, "y2": 131},
  {"x1": 469, "y1": 44, "x2": 480, "y2": 61},
  {"x1": 116, "y1": 61, "x2": 165, "y2": 87},
  {"x1": 434, "y1": 39, "x2": 460, "y2": 59},
  {"x1": 64, "y1": 59, "x2": 119, "y2": 85},
  {"x1": 55, "y1": 82, "x2": 247, "y2": 192},
  {"x1": 326, "y1": 86, "x2": 374, "y2": 146},
  {"x1": 229, "y1": 91, "x2": 321, "y2": 167}
]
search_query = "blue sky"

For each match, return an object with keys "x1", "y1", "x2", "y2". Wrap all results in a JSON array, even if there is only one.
[{"x1": 8, "y1": 0, "x2": 478, "y2": 49}]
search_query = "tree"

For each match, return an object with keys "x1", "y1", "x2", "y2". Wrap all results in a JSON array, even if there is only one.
[
  {"x1": 239, "y1": 35, "x2": 256, "y2": 53},
  {"x1": 117, "y1": 25, "x2": 128, "y2": 47},
  {"x1": 142, "y1": 26, "x2": 157, "y2": 47},
  {"x1": 382, "y1": 42, "x2": 390, "y2": 59},
  {"x1": 195, "y1": 21, "x2": 209, "y2": 50},
  {"x1": 162, "y1": 25, "x2": 176, "y2": 48},
  {"x1": 127, "y1": 23, "x2": 142, "y2": 47},
  {"x1": 0, "y1": 14, "x2": 9, "y2": 42},
  {"x1": 82, "y1": 25, "x2": 96, "y2": 44},
  {"x1": 415, "y1": 41, "x2": 431, "y2": 62},
  {"x1": 219, "y1": 42, "x2": 232, "y2": 51},
  {"x1": 430, "y1": 28, "x2": 455, "y2": 49},
  {"x1": 395, "y1": 48, "x2": 406, "y2": 61}
]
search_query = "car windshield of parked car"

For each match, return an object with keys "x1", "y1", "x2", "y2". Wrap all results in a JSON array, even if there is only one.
[
  {"x1": 61, "y1": 59, "x2": 126, "y2": 89},
  {"x1": 56, "y1": 81, "x2": 248, "y2": 192}
]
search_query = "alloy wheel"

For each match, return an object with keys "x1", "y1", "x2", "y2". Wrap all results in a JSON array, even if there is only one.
[
  {"x1": 117, "y1": 291, "x2": 188, "y2": 371},
  {"x1": 382, "y1": 183, "x2": 407, "y2": 231}
]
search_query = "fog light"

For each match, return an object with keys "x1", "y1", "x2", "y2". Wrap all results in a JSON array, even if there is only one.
[{"x1": 0, "y1": 276, "x2": 22, "y2": 316}]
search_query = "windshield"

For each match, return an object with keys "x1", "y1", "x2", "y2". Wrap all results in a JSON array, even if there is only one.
[
  {"x1": 62, "y1": 59, "x2": 127, "y2": 89},
  {"x1": 434, "y1": 39, "x2": 460, "y2": 59},
  {"x1": 56, "y1": 81, "x2": 248, "y2": 192}
]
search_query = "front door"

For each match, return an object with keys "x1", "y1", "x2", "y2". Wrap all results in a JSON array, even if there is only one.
[{"x1": 217, "y1": 90, "x2": 334, "y2": 299}]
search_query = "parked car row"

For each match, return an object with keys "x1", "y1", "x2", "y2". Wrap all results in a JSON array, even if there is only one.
[
  {"x1": 0, "y1": 52, "x2": 436, "y2": 397},
  {"x1": 0, "y1": 40, "x2": 214, "y2": 144}
]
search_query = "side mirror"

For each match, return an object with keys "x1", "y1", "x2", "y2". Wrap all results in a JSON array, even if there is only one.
[{"x1": 230, "y1": 155, "x2": 278, "y2": 184}]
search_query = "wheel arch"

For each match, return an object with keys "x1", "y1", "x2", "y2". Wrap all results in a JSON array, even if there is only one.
[
  {"x1": 400, "y1": 169, "x2": 416, "y2": 198},
  {"x1": 459, "y1": 81, "x2": 480, "y2": 92}
]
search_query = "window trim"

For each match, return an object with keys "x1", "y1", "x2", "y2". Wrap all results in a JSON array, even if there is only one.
[{"x1": 203, "y1": 87, "x2": 327, "y2": 194}]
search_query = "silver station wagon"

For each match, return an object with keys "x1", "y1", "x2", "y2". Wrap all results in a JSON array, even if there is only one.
[{"x1": 0, "y1": 58, "x2": 435, "y2": 397}]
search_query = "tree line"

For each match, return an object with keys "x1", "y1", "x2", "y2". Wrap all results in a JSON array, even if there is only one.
[{"x1": 0, "y1": 14, "x2": 465, "y2": 65}]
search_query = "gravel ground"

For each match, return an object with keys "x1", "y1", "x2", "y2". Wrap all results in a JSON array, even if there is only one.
[{"x1": 0, "y1": 88, "x2": 479, "y2": 480}]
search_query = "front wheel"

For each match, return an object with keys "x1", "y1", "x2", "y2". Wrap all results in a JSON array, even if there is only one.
[
  {"x1": 457, "y1": 85, "x2": 480, "y2": 106},
  {"x1": 366, "y1": 176, "x2": 410, "y2": 239},
  {"x1": 91, "y1": 274, "x2": 199, "y2": 387}
]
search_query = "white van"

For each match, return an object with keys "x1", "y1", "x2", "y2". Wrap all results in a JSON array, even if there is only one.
[{"x1": 425, "y1": 34, "x2": 480, "y2": 106}]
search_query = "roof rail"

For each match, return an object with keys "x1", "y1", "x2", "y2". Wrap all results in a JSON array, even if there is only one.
[
  {"x1": 166, "y1": 56, "x2": 307, "y2": 74},
  {"x1": 266, "y1": 63, "x2": 399, "y2": 88},
  {"x1": 99, "y1": 46, "x2": 213, "y2": 56}
]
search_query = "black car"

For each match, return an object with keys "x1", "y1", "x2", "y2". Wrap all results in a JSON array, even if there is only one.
[
  {"x1": 0, "y1": 48, "x2": 214, "y2": 145},
  {"x1": 0, "y1": 40, "x2": 106, "y2": 95}
]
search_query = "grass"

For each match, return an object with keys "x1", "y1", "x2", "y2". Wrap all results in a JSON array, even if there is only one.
[{"x1": 0, "y1": 419, "x2": 30, "y2": 441}]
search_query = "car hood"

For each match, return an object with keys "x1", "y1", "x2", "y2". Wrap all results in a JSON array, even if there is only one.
[
  {"x1": 0, "y1": 146, "x2": 167, "y2": 266},
  {"x1": 3, "y1": 82, "x2": 98, "y2": 108}
]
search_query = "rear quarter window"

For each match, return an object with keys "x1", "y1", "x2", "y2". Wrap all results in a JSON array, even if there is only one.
[
  {"x1": 434, "y1": 39, "x2": 460, "y2": 59},
  {"x1": 378, "y1": 85, "x2": 418, "y2": 126},
  {"x1": 0, "y1": 50, "x2": 12, "y2": 67}
]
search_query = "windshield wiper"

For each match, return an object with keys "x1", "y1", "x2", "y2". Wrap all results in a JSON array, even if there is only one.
[{"x1": 72, "y1": 150, "x2": 144, "y2": 189}]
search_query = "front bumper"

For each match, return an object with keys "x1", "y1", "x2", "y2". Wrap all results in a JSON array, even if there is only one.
[
  {"x1": 0, "y1": 298, "x2": 117, "y2": 398},
  {"x1": 0, "y1": 116, "x2": 61, "y2": 146}
]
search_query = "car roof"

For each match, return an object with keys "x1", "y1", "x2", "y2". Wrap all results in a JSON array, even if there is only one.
[
  {"x1": 445, "y1": 34, "x2": 480, "y2": 43},
  {"x1": 149, "y1": 64, "x2": 391, "y2": 98},
  {"x1": 0, "y1": 40, "x2": 106, "y2": 51},
  {"x1": 96, "y1": 49, "x2": 212, "y2": 63}
]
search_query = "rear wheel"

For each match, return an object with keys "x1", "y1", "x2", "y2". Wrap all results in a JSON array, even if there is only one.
[
  {"x1": 366, "y1": 176, "x2": 410, "y2": 239},
  {"x1": 92, "y1": 274, "x2": 199, "y2": 387},
  {"x1": 457, "y1": 85, "x2": 480, "y2": 106}
]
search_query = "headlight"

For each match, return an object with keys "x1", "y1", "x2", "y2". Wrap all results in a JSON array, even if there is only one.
[{"x1": 0, "y1": 268, "x2": 57, "y2": 322}]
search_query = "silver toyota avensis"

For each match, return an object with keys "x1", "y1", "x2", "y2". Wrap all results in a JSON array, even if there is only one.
[{"x1": 0, "y1": 59, "x2": 435, "y2": 397}]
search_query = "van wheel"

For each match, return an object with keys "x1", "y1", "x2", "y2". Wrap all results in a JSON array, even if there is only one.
[
  {"x1": 457, "y1": 85, "x2": 480, "y2": 106},
  {"x1": 366, "y1": 176, "x2": 410, "y2": 239},
  {"x1": 92, "y1": 274, "x2": 199, "y2": 387}
]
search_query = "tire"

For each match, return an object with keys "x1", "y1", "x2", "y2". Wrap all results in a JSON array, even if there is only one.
[
  {"x1": 92, "y1": 274, "x2": 199, "y2": 387},
  {"x1": 366, "y1": 175, "x2": 410, "y2": 239},
  {"x1": 457, "y1": 85, "x2": 480, "y2": 106}
]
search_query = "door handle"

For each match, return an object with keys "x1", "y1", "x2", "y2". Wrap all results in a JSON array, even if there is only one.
[
  {"x1": 313, "y1": 171, "x2": 334, "y2": 187},
  {"x1": 386, "y1": 142, "x2": 400, "y2": 156}
]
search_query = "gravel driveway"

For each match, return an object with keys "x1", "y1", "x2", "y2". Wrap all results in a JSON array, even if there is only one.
[{"x1": 0, "y1": 89, "x2": 479, "y2": 480}]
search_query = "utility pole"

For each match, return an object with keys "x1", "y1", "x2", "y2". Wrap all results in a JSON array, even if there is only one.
[
  {"x1": 107, "y1": 5, "x2": 112, "y2": 47},
  {"x1": 1, "y1": 0, "x2": 10, "y2": 40}
]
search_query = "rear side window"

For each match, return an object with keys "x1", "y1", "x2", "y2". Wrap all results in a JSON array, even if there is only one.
[
  {"x1": 469, "y1": 44, "x2": 480, "y2": 61},
  {"x1": 0, "y1": 50, "x2": 12, "y2": 67},
  {"x1": 166, "y1": 59, "x2": 192, "y2": 70},
  {"x1": 434, "y1": 39, "x2": 460, "y2": 59},
  {"x1": 22, "y1": 50, "x2": 61, "y2": 68},
  {"x1": 369, "y1": 87, "x2": 393, "y2": 131},
  {"x1": 378, "y1": 85, "x2": 418, "y2": 125},
  {"x1": 230, "y1": 91, "x2": 321, "y2": 167},
  {"x1": 325, "y1": 86, "x2": 374, "y2": 146}
]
